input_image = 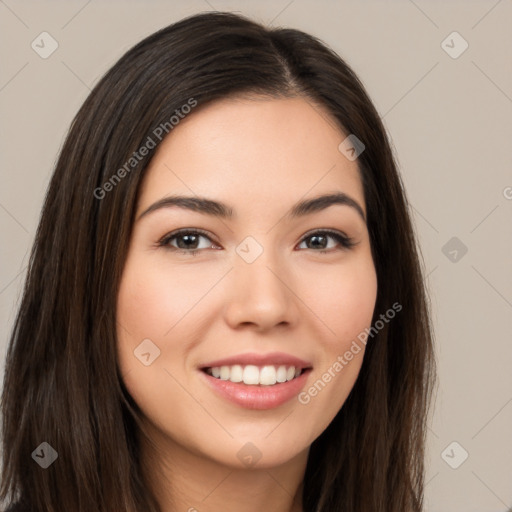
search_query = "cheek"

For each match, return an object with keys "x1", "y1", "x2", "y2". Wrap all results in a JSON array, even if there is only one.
[
  {"x1": 294, "y1": 254, "x2": 377, "y2": 426},
  {"x1": 115, "y1": 256, "x2": 179, "y2": 383},
  {"x1": 303, "y1": 254, "x2": 378, "y2": 349},
  {"x1": 115, "y1": 259, "x2": 205, "y2": 437},
  {"x1": 115, "y1": 255, "x2": 223, "y2": 401},
  {"x1": 116, "y1": 255, "x2": 218, "y2": 344}
]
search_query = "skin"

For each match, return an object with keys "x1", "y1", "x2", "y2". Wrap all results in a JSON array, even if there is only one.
[{"x1": 117, "y1": 96, "x2": 378, "y2": 512}]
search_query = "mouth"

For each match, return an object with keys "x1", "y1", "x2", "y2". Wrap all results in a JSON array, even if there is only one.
[
  {"x1": 198, "y1": 352, "x2": 313, "y2": 410},
  {"x1": 202, "y1": 364, "x2": 308, "y2": 386}
]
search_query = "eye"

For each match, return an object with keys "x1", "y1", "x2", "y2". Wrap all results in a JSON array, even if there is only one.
[
  {"x1": 158, "y1": 228, "x2": 356, "y2": 256},
  {"x1": 297, "y1": 230, "x2": 356, "y2": 253},
  {"x1": 158, "y1": 229, "x2": 218, "y2": 256}
]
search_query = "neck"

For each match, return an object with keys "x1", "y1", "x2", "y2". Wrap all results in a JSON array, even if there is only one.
[{"x1": 139, "y1": 423, "x2": 308, "y2": 512}]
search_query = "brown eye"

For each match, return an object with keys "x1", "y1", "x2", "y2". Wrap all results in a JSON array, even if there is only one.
[
  {"x1": 158, "y1": 229, "x2": 218, "y2": 255},
  {"x1": 298, "y1": 230, "x2": 356, "y2": 252}
]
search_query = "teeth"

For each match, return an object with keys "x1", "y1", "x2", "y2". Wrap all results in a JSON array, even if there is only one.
[
  {"x1": 259, "y1": 366, "x2": 277, "y2": 386},
  {"x1": 206, "y1": 364, "x2": 303, "y2": 385},
  {"x1": 276, "y1": 366, "x2": 287, "y2": 383},
  {"x1": 243, "y1": 365, "x2": 260, "y2": 385},
  {"x1": 219, "y1": 366, "x2": 230, "y2": 380},
  {"x1": 230, "y1": 364, "x2": 243, "y2": 383}
]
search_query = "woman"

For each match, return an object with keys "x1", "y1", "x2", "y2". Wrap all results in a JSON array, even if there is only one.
[{"x1": 1, "y1": 11, "x2": 436, "y2": 512}]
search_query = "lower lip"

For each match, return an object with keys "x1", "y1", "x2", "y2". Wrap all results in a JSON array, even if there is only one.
[{"x1": 200, "y1": 370, "x2": 311, "y2": 410}]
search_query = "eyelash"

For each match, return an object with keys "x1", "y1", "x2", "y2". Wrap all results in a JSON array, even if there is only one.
[{"x1": 157, "y1": 228, "x2": 356, "y2": 256}]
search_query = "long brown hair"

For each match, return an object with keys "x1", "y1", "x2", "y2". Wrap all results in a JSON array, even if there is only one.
[{"x1": 1, "y1": 11, "x2": 436, "y2": 512}]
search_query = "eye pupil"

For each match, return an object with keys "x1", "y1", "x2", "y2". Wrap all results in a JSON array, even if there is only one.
[
  {"x1": 308, "y1": 235, "x2": 327, "y2": 249},
  {"x1": 177, "y1": 234, "x2": 199, "y2": 249}
]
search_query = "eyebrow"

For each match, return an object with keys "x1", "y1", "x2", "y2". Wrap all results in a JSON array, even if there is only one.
[{"x1": 137, "y1": 192, "x2": 366, "y2": 223}]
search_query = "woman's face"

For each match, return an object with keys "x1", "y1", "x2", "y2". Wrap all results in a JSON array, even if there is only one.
[{"x1": 117, "y1": 96, "x2": 377, "y2": 469}]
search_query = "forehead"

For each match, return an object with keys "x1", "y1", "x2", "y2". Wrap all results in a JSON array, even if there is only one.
[{"x1": 137, "y1": 96, "x2": 365, "y2": 217}]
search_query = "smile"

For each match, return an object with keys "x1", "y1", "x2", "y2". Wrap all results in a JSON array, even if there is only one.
[
  {"x1": 199, "y1": 352, "x2": 313, "y2": 410},
  {"x1": 204, "y1": 364, "x2": 304, "y2": 386}
]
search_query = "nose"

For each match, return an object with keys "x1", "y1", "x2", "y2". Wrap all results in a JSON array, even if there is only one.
[{"x1": 223, "y1": 252, "x2": 300, "y2": 332}]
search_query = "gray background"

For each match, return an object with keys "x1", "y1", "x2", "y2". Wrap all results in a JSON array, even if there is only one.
[{"x1": 1, "y1": 1, "x2": 511, "y2": 510}]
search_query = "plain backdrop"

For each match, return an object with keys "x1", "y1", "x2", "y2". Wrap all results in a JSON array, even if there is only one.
[{"x1": 1, "y1": 1, "x2": 511, "y2": 511}]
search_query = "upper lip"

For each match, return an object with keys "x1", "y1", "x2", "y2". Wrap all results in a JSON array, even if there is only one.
[{"x1": 199, "y1": 352, "x2": 312, "y2": 370}]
